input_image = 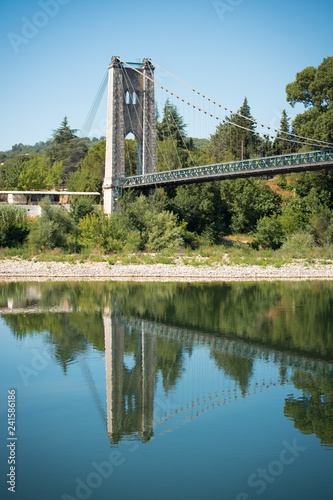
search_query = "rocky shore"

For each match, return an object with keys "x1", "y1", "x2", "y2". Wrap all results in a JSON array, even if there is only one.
[{"x1": 0, "y1": 259, "x2": 333, "y2": 281}]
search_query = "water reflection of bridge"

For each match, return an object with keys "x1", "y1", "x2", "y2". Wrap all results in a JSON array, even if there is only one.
[
  {"x1": 103, "y1": 313, "x2": 333, "y2": 445},
  {"x1": 1, "y1": 298, "x2": 332, "y2": 446}
]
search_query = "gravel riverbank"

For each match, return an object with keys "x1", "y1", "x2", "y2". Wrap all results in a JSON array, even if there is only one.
[{"x1": 0, "y1": 259, "x2": 333, "y2": 281}]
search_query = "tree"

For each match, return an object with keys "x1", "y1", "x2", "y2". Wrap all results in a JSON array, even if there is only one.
[
  {"x1": 169, "y1": 182, "x2": 228, "y2": 241},
  {"x1": 286, "y1": 56, "x2": 333, "y2": 144},
  {"x1": 219, "y1": 178, "x2": 282, "y2": 234},
  {"x1": 16, "y1": 155, "x2": 63, "y2": 190},
  {"x1": 254, "y1": 215, "x2": 284, "y2": 249},
  {"x1": 52, "y1": 116, "x2": 77, "y2": 144},
  {"x1": 157, "y1": 99, "x2": 187, "y2": 148},
  {"x1": 67, "y1": 140, "x2": 105, "y2": 193},
  {"x1": 47, "y1": 117, "x2": 89, "y2": 179},
  {"x1": 209, "y1": 97, "x2": 259, "y2": 162},
  {"x1": 273, "y1": 109, "x2": 296, "y2": 155}
]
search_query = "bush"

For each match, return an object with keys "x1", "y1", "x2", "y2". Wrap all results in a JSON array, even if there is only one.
[
  {"x1": 276, "y1": 174, "x2": 288, "y2": 189},
  {"x1": 70, "y1": 196, "x2": 95, "y2": 223},
  {"x1": 254, "y1": 215, "x2": 284, "y2": 250},
  {"x1": 28, "y1": 198, "x2": 79, "y2": 251},
  {"x1": 78, "y1": 211, "x2": 127, "y2": 253},
  {"x1": 0, "y1": 205, "x2": 29, "y2": 247},
  {"x1": 281, "y1": 230, "x2": 316, "y2": 254},
  {"x1": 278, "y1": 200, "x2": 310, "y2": 236},
  {"x1": 145, "y1": 211, "x2": 185, "y2": 252},
  {"x1": 79, "y1": 194, "x2": 186, "y2": 254}
]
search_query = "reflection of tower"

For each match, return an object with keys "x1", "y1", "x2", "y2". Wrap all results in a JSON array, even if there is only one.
[{"x1": 103, "y1": 312, "x2": 155, "y2": 444}]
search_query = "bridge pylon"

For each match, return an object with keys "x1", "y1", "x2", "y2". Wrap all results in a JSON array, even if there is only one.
[{"x1": 103, "y1": 56, "x2": 156, "y2": 214}]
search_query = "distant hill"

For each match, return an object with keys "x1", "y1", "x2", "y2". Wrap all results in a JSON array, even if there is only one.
[
  {"x1": 0, "y1": 136, "x2": 105, "y2": 163},
  {"x1": 192, "y1": 138, "x2": 210, "y2": 149}
]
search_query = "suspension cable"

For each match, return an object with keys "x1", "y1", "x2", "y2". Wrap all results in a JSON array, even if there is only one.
[
  {"x1": 119, "y1": 59, "x2": 330, "y2": 150},
  {"x1": 151, "y1": 60, "x2": 333, "y2": 148},
  {"x1": 80, "y1": 70, "x2": 108, "y2": 138}
]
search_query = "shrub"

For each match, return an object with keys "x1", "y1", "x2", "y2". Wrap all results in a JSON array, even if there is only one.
[
  {"x1": 28, "y1": 197, "x2": 79, "y2": 251},
  {"x1": 145, "y1": 211, "x2": 185, "y2": 252},
  {"x1": 0, "y1": 205, "x2": 29, "y2": 247},
  {"x1": 70, "y1": 196, "x2": 95, "y2": 223},
  {"x1": 254, "y1": 215, "x2": 284, "y2": 250},
  {"x1": 78, "y1": 211, "x2": 127, "y2": 253},
  {"x1": 278, "y1": 200, "x2": 310, "y2": 235},
  {"x1": 281, "y1": 230, "x2": 316, "y2": 254}
]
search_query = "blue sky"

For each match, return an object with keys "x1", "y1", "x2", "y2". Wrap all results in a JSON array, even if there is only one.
[{"x1": 1, "y1": 0, "x2": 332, "y2": 151}]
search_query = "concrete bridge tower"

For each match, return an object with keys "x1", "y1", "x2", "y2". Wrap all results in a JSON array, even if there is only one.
[{"x1": 103, "y1": 56, "x2": 156, "y2": 214}]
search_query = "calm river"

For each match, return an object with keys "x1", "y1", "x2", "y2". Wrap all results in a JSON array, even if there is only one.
[{"x1": 0, "y1": 281, "x2": 332, "y2": 500}]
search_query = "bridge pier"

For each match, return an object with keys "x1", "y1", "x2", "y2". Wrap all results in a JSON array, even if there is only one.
[{"x1": 103, "y1": 56, "x2": 156, "y2": 214}]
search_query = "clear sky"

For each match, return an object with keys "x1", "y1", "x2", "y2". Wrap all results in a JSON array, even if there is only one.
[{"x1": 1, "y1": 0, "x2": 332, "y2": 151}]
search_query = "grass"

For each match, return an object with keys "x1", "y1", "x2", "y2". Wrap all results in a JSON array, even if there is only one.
[{"x1": 1, "y1": 242, "x2": 333, "y2": 267}]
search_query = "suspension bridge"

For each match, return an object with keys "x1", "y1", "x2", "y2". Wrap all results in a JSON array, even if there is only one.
[
  {"x1": 88, "y1": 57, "x2": 333, "y2": 213},
  {"x1": 120, "y1": 149, "x2": 333, "y2": 190}
]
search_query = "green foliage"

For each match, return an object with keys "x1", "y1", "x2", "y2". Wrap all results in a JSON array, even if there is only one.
[
  {"x1": 278, "y1": 200, "x2": 310, "y2": 235},
  {"x1": 0, "y1": 155, "x2": 30, "y2": 189},
  {"x1": 28, "y1": 198, "x2": 79, "y2": 251},
  {"x1": 209, "y1": 97, "x2": 262, "y2": 162},
  {"x1": 310, "y1": 211, "x2": 333, "y2": 245},
  {"x1": 79, "y1": 192, "x2": 186, "y2": 253},
  {"x1": 289, "y1": 170, "x2": 333, "y2": 211},
  {"x1": 17, "y1": 155, "x2": 63, "y2": 190},
  {"x1": 286, "y1": 56, "x2": 333, "y2": 143},
  {"x1": 120, "y1": 193, "x2": 186, "y2": 252},
  {"x1": 70, "y1": 196, "x2": 95, "y2": 223},
  {"x1": 78, "y1": 211, "x2": 127, "y2": 253},
  {"x1": 276, "y1": 174, "x2": 288, "y2": 189},
  {"x1": 281, "y1": 230, "x2": 316, "y2": 254},
  {"x1": 47, "y1": 118, "x2": 89, "y2": 179},
  {"x1": 67, "y1": 140, "x2": 105, "y2": 193},
  {"x1": 169, "y1": 182, "x2": 227, "y2": 242},
  {"x1": 52, "y1": 116, "x2": 77, "y2": 144},
  {"x1": 254, "y1": 215, "x2": 284, "y2": 249},
  {"x1": 157, "y1": 99, "x2": 187, "y2": 148},
  {"x1": 145, "y1": 211, "x2": 185, "y2": 252},
  {"x1": 273, "y1": 109, "x2": 297, "y2": 155},
  {"x1": 47, "y1": 137, "x2": 89, "y2": 179},
  {"x1": 0, "y1": 205, "x2": 29, "y2": 247},
  {"x1": 157, "y1": 138, "x2": 189, "y2": 171},
  {"x1": 124, "y1": 138, "x2": 138, "y2": 176},
  {"x1": 220, "y1": 178, "x2": 282, "y2": 234}
]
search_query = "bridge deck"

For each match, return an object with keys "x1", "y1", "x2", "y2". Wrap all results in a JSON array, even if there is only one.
[{"x1": 121, "y1": 149, "x2": 333, "y2": 189}]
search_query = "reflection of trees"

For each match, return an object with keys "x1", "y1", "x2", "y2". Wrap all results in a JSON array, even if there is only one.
[
  {"x1": 3, "y1": 311, "x2": 104, "y2": 373},
  {"x1": 284, "y1": 371, "x2": 333, "y2": 447},
  {"x1": 1, "y1": 281, "x2": 333, "y2": 357},
  {"x1": 210, "y1": 351, "x2": 253, "y2": 395},
  {"x1": 1, "y1": 280, "x2": 333, "y2": 383},
  {"x1": 155, "y1": 337, "x2": 188, "y2": 392}
]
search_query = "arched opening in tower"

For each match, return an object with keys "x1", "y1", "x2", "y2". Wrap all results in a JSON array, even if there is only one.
[{"x1": 124, "y1": 132, "x2": 140, "y2": 176}]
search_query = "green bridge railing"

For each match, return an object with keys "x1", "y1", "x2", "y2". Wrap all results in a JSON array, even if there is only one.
[{"x1": 122, "y1": 149, "x2": 333, "y2": 188}]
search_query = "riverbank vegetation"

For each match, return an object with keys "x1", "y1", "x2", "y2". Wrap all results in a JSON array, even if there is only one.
[{"x1": 1, "y1": 57, "x2": 333, "y2": 261}]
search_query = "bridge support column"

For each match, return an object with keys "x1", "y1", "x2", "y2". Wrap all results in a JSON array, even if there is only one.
[{"x1": 103, "y1": 56, "x2": 156, "y2": 214}]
